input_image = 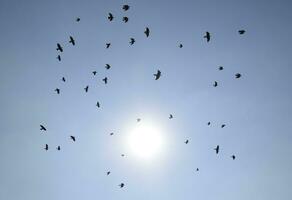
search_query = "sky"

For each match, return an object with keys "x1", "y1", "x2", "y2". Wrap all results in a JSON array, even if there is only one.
[{"x1": 0, "y1": 0, "x2": 292, "y2": 199}]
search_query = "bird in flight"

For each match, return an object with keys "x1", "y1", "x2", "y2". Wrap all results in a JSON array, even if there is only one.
[
  {"x1": 179, "y1": 44, "x2": 183, "y2": 48},
  {"x1": 213, "y1": 81, "x2": 218, "y2": 87},
  {"x1": 76, "y1": 17, "x2": 80, "y2": 22},
  {"x1": 70, "y1": 136, "x2": 76, "y2": 142},
  {"x1": 106, "y1": 43, "x2": 111, "y2": 48},
  {"x1": 92, "y1": 71, "x2": 97, "y2": 76},
  {"x1": 123, "y1": 17, "x2": 128, "y2": 23},
  {"x1": 110, "y1": 132, "x2": 114, "y2": 136},
  {"x1": 69, "y1": 36, "x2": 75, "y2": 46},
  {"x1": 204, "y1": 32, "x2": 211, "y2": 42},
  {"x1": 218, "y1": 66, "x2": 224, "y2": 70},
  {"x1": 57, "y1": 55, "x2": 61, "y2": 61},
  {"x1": 238, "y1": 30, "x2": 245, "y2": 35},
  {"x1": 56, "y1": 43, "x2": 63, "y2": 52},
  {"x1": 108, "y1": 13, "x2": 114, "y2": 21},
  {"x1": 96, "y1": 101, "x2": 100, "y2": 108},
  {"x1": 119, "y1": 183, "x2": 125, "y2": 188},
  {"x1": 105, "y1": 64, "x2": 111, "y2": 70},
  {"x1": 103, "y1": 77, "x2": 108, "y2": 84},
  {"x1": 55, "y1": 88, "x2": 60, "y2": 94},
  {"x1": 129, "y1": 38, "x2": 135, "y2": 45},
  {"x1": 137, "y1": 118, "x2": 141, "y2": 122},
  {"x1": 185, "y1": 140, "x2": 189, "y2": 144},
  {"x1": 196, "y1": 168, "x2": 199, "y2": 172},
  {"x1": 235, "y1": 73, "x2": 241, "y2": 78},
  {"x1": 44, "y1": 144, "x2": 48, "y2": 151},
  {"x1": 221, "y1": 124, "x2": 226, "y2": 128},
  {"x1": 154, "y1": 70, "x2": 161, "y2": 80},
  {"x1": 169, "y1": 114, "x2": 173, "y2": 119},
  {"x1": 40, "y1": 125, "x2": 47, "y2": 131},
  {"x1": 207, "y1": 122, "x2": 211, "y2": 126},
  {"x1": 107, "y1": 171, "x2": 111, "y2": 175},
  {"x1": 84, "y1": 85, "x2": 89, "y2": 93},
  {"x1": 214, "y1": 145, "x2": 219, "y2": 154},
  {"x1": 144, "y1": 27, "x2": 150, "y2": 37},
  {"x1": 62, "y1": 77, "x2": 66, "y2": 82},
  {"x1": 121, "y1": 154, "x2": 125, "y2": 157},
  {"x1": 123, "y1": 5, "x2": 130, "y2": 11},
  {"x1": 57, "y1": 146, "x2": 61, "y2": 151},
  {"x1": 231, "y1": 155, "x2": 236, "y2": 160}
]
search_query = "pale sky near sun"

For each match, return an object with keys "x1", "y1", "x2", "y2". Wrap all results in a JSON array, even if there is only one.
[{"x1": 0, "y1": 0, "x2": 292, "y2": 200}]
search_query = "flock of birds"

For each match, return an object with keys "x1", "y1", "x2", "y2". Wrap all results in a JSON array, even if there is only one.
[{"x1": 40, "y1": 4, "x2": 245, "y2": 189}]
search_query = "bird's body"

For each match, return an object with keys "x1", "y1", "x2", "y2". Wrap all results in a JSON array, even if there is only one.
[
  {"x1": 119, "y1": 183, "x2": 125, "y2": 188},
  {"x1": 169, "y1": 114, "x2": 173, "y2": 119},
  {"x1": 129, "y1": 38, "x2": 135, "y2": 45},
  {"x1": 179, "y1": 44, "x2": 183, "y2": 48},
  {"x1": 185, "y1": 140, "x2": 189, "y2": 144},
  {"x1": 144, "y1": 27, "x2": 150, "y2": 37},
  {"x1": 57, "y1": 55, "x2": 61, "y2": 61},
  {"x1": 40, "y1": 125, "x2": 47, "y2": 131},
  {"x1": 221, "y1": 124, "x2": 226, "y2": 128},
  {"x1": 213, "y1": 81, "x2": 218, "y2": 87},
  {"x1": 105, "y1": 64, "x2": 111, "y2": 70},
  {"x1": 110, "y1": 132, "x2": 114, "y2": 136},
  {"x1": 106, "y1": 43, "x2": 111, "y2": 48},
  {"x1": 76, "y1": 17, "x2": 80, "y2": 22},
  {"x1": 123, "y1": 5, "x2": 130, "y2": 11},
  {"x1": 123, "y1": 17, "x2": 128, "y2": 23},
  {"x1": 108, "y1": 13, "x2": 114, "y2": 21},
  {"x1": 56, "y1": 43, "x2": 63, "y2": 52},
  {"x1": 92, "y1": 71, "x2": 97, "y2": 76},
  {"x1": 238, "y1": 30, "x2": 245, "y2": 34},
  {"x1": 218, "y1": 66, "x2": 224, "y2": 70},
  {"x1": 235, "y1": 73, "x2": 241, "y2": 78},
  {"x1": 69, "y1": 36, "x2": 75, "y2": 46},
  {"x1": 57, "y1": 146, "x2": 61, "y2": 151},
  {"x1": 62, "y1": 77, "x2": 66, "y2": 82},
  {"x1": 96, "y1": 101, "x2": 100, "y2": 108},
  {"x1": 107, "y1": 171, "x2": 111, "y2": 175},
  {"x1": 154, "y1": 70, "x2": 161, "y2": 80},
  {"x1": 196, "y1": 168, "x2": 199, "y2": 171},
  {"x1": 231, "y1": 155, "x2": 236, "y2": 160},
  {"x1": 44, "y1": 144, "x2": 48, "y2": 151},
  {"x1": 137, "y1": 118, "x2": 141, "y2": 122},
  {"x1": 207, "y1": 122, "x2": 211, "y2": 126},
  {"x1": 214, "y1": 145, "x2": 219, "y2": 154},
  {"x1": 70, "y1": 136, "x2": 76, "y2": 142},
  {"x1": 84, "y1": 86, "x2": 89, "y2": 93},
  {"x1": 55, "y1": 88, "x2": 60, "y2": 94},
  {"x1": 103, "y1": 77, "x2": 108, "y2": 84},
  {"x1": 204, "y1": 32, "x2": 211, "y2": 42}
]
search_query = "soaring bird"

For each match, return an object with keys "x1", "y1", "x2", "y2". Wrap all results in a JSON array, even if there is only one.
[
  {"x1": 40, "y1": 125, "x2": 47, "y2": 131},
  {"x1": 55, "y1": 88, "x2": 60, "y2": 94},
  {"x1": 69, "y1": 36, "x2": 75, "y2": 46},
  {"x1": 57, "y1": 146, "x2": 61, "y2": 151},
  {"x1": 57, "y1": 55, "x2": 61, "y2": 61},
  {"x1": 123, "y1": 16, "x2": 128, "y2": 23},
  {"x1": 105, "y1": 64, "x2": 111, "y2": 70},
  {"x1": 214, "y1": 145, "x2": 219, "y2": 154},
  {"x1": 84, "y1": 85, "x2": 89, "y2": 93},
  {"x1": 44, "y1": 144, "x2": 48, "y2": 151},
  {"x1": 108, "y1": 13, "x2": 114, "y2": 21},
  {"x1": 102, "y1": 77, "x2": 108, "y2": 84},
  {"x1": 231, "y1": 155, "x2": 236, "y2": 160},
  {"x1": 96, "y1": 101, "x2": 100, "y2": 108},
  {"x1": 238, "y1": 30, "x2": 245, "y2": 34},
  {"x1": 179, "y1": 44, "x2": 183, "y2": 48},
  {"x1": 92, "y1": 71, "x2": 97, "y2": 76},
  {"x1": 129, "y1": 38, "x2": 135, "y2": 45},
  {"x1": 107, "y1": 171, "x2": 111, "y2": 175},
  {"x1": 213, "y1": 81, "x2": 218, "y2": 87},
  {"x1": 235, "y1": 73, "x2": 241, "y2": 78},
  {"x1": 56, "y1": 43, "x2": 63, "y2": 52},
  {"x1": 169, "y1": 114, "x2": 173, "y2": 119},
  {"x1": 218, "y1": 66, "x2": 224, "y2": 70},
  {"x1": 76, "y1": 17, "x2": 80, "y2": 22},
  {"x1": 137, "y1": 118, "x2": 141, "y2": 122},
  {"x1": 119, "y1": 183, "x2": 125, "y2": 188},
  {"x1": 154, "y1": 70, "x2": 161, "y2": 80},
  {"x1": 204, "y1": 32, "x2": 211, "y2": 42},
  {"x1": 144, "y1": 27, "x2": 150, "y2": 37},
  {"x1": 62, "y1": 77, "x2": 66, "y2": 82},
  {"x1": 106, "y1": 43, "x2": 111, "y2": 48},
  {"x1": 70, "y1": 136, "x2": 76, "y2": 142},
  {"x1": 221, "y1": 124, "x2": 226, "y2": 128},
  {"x1": 207, "y1": 122, "x2": 211, "y2": 126},
  {"x1": 123, "y1": 4, "x2": 130, "y2": 11},
  {"x1": 185, "y1": 140, "x2": 189, "y2": 144}
]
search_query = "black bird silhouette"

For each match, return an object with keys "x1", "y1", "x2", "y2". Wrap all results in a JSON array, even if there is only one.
[
  {"x1": 179, "y1": 44, "x2": 183, "y2": 48},
  {"x1": 196, "y1": 168, "x2": 199, "y2": 172},
  {"x1": 129, "y1": 38, "x2": 135, "y2": 45},
  {"x1": 185, "y1": 140, "x2": 189, "y2": 144},
  {"x1": 137, "y1": 118, "x2": 141, "y2": 122},
  {"x1": 204, "y1": 32, "x2": 211, "y2": 42},
  {"x1": 55, "y1": 88, "x2": 60, "y2": 94},
  {"x1": 231, "y1": 155, "x2": 236, "y2": 160},
  {"x1": 84, "y1": 85, "x2": 89, "y2": 93},
  {"x1": 123, "y1": 17, "x2": 128, "y2": 23},
  {"x1": 106, "y1": 43, "x2": 111, "y2": 48},
  {"x1": 144, "y1": 27, "x2": 150, "y2": 37},
  {"x1": 56, "y1": 43, "x2": 63, "y2": 52},
  {"x1": 40, "y1": 125, "x2": 47, "y2": 131},
  {"x1": 69, "y1": 36, "x2": 75, "y2": 46},
  {"x1": 218, "y1": 66, "x2": 224, "y2": 70},
  {"x1": 108, "y1": 13, "x2": 114, "y2": 21},
  {"x1": 92, "y1": 71, "x2": 97, "y2": 76},
  {"x1": 107, "y1": 171, "x2": 111, "y2": 175},
  {"x1": 121, "y1": 154, "x2": 125, "y2": 157},
  {"x1": 105, "y1": 64, "x2": 111, "y2": 70},
  {"x1": 102, "y1": 77, "x2": 108, "y2": 84},
  {"x1": 169, "y1": 114, "x2": 173, "y2": 119},
  {"x1": 119, "y1": 183, "x2": 125, "y2": 188},
  {"x1": 123, "y1": 5, "x2": 130, "y2": 11},
  {"x1": 238, "y1": 30, "x2": 245, "y2": 34},
  {"x1": 96, "y1": 101, "x2": 100, "y2": 108},
  {"x1": 214, "y1": 145, "x2": 219, "y2": 154},
  {"x1": 235, "y1": 73, "x2": 241, "y2": 78},
  {"x1": 70, "y1": 136, "x2": 76, "y2": 142},
  {"x1": 76, "y1": 17, "x2": 80, "y2": 22},
  {"x1": 57, "y1": 55, "x2": 61, "y2": 61},
  {"x1": 110, "y1": 132, "x2": 114, "y2": 136},
  {"x1": 213, "y1": 81, "x2": 218, "y2": 87},
  {"x1": 44, "y1": 144, "x2": 48, "y2": 151},
  {"x1": 62, "y1": 77, "x2": 66, "y2": 82},
  {"x1": 154, "y1": 70, "x2": 161, "y2": 80},
  {"x1": 221, "y1": 124, "x2": 226, "y2": 128},
  {"x1": 57, "y1": 146, "x2": 61, "y2": 151},
  {"x1": 207, "y1": 122, "x2": 211, "y2": 126}
]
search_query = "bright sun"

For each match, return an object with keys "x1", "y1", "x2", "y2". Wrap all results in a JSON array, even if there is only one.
[{"x1": 127, "y1": 123, "x2": 163, "y2": 160}]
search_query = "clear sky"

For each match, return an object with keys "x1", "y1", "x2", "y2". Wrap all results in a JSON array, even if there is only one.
[{"x1": 0, "y1": 0, "x2": 292, "y2": 199}]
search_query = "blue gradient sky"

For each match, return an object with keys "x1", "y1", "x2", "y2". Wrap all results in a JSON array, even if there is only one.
[{"x1": 0, "y1": 0, "x2": 292, "y2": 199}]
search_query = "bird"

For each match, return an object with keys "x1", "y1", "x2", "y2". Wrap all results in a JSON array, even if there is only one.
[
  {"x1": 218, "y1": 66, "x2": 224, "y2": 70},
  {"x1": 55, "y1": 88, "x2": 60, "y2": 94},
  {"x1": 44, "y1": 144, "x2": 48, "y2": 151},
  {"x1": 137, "y1": 118, "x2": 141, "y2": 122},
  {"x1": 57, "y1": 146, "x2": 61, "y2": 151},
  {"x1": 107, "y1": 171, "x2": 111, "y2": 175},
  {"x1": 57, "y1": 55, "x2": 61, "y2": 61},
  {"x1": 129, "y1": 38, "x2": 135, "y2": 45},
  {"x1": 185, "y1": 140, "x2": 189, "y2": 144},
  {"x1": 106, "y1": 43, "x2": 111, "y2": 48},
  {"x1": 121, "y1": 154, "x2": 125, "y2": 157},
  {"x1": 238, "y1": 30, "x2": 245, "y2": 34},
  {"x1": 69, "y1": 36, "x2": 75, "y2": 46},
  {"x1": 76, "y1": 17, "x2": 80, "y2": 22},
  {"x1": 70, "y1": 136, "x2": 76, "y2": 142},
  {"x1": 144, "y1": 27, "x2": 150, "y2": 37},
  {"x1": 96, "y1": 101, "x2": 100, "y2": 108},
  {"x1": 196, "y1": 168, "x2": 199, "y2": 172},
  {"x1": 62, "y1": 77, "x2": 66, "y2": 82},
  {"x1": 235, "y1": 73, "x2": 241, "y2": 78},
  {"x1": 154, "y1": 70, "x2": 161, "y2": 80},
  {"x1": 84, "y1": 85, "x2": 89, "y2": 93},
  {"x1": 105, "y1": 64, "x2": 111, "y2": 70},
  {"x1": 119, "y1": 183, "x2": 125, "y2": 188},
  {"x1": 123, "y1": 16, "x2": 128, "y2": 23},
  {"x1": 179, "y1": 44, "x2": 183, "y2": 48},
  {"x1": 231, "y1": 155, "x2": 236, "y2": 160},
  {"x1": 213, "y1": 81, "x2": 218, "y2": 87},
  {"x1": 221, "y1": 124, "x2": 226, "y2": 128},
  {"x1": 122, "y1": 4, "x2": 130, "y2": 11},
  {"x1": 110, "y1": 132, "x2": 114, "y2": 136},
  {"x1": 214, "y1": 145, "x2": 219, "y2": 154},
  {"x1": 56, "y1": 43, "x2": 63, "y2": 52},
  {"x1": 92, "y1": 71, "x2": 97, "y2": 76},
  {"x1": 204, "y1": 32, "x2": 211, "y2": 42},
  {"x1": 40, "y1": 125, "x2": 47, "y2": 131},
  {"x1": 207, "y1": 122, "x2": 211, "y2": 126},
  {"x1": 102, "y1": 77, "x2": 108, "y2": 84},
  {"x1": 108, "y1": 13, "x2": 114, "y2": 21},
  {"x1": 169, "y1": 114, "x2": 173, "y2": 119}
]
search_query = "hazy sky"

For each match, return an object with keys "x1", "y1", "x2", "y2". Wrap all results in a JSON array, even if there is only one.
[{"x1": 0, "y1": 0, "x2": 292, "y2": 199}]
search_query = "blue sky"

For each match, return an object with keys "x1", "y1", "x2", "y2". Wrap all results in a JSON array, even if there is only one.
[{"x1": 0, "y1": 0, "x2": 292, "y2": 199}]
